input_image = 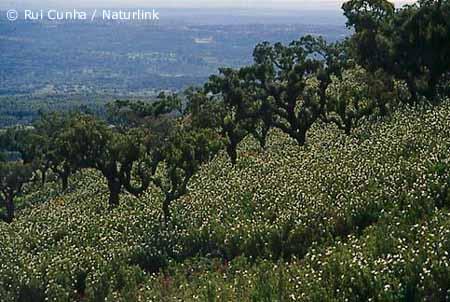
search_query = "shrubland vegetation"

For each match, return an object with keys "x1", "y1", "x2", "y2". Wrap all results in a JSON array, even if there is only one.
[{"x1": 0, "y1": 0, "x2": 449, "y2": 301}]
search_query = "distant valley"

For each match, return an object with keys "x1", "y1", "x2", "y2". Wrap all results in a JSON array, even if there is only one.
[{"x1": 0, "y1": 8, "x2": 349, "y2": 126}]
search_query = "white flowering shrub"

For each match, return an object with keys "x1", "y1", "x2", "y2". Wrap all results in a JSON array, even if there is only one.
[{"x1": 0, "y1": 101, "x2": 450, "y2": 301}]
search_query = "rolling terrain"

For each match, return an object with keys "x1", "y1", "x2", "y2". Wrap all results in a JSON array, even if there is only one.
[{"x1": 1, "y1": 101, "x2": 449, "y2": 301}]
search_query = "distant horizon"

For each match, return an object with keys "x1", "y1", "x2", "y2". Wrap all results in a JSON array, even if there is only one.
[{"x1": 0, "y1": 0, "x2": 416, "y2": 10}]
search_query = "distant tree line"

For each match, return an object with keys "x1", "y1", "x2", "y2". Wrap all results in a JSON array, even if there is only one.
[{"x1": 1, "y1": 0, "x2": 449, "y2": 223}]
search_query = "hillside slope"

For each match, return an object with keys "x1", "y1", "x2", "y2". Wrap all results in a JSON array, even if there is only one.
[{"x1": 1, "y1": 102, "x2": 450, "y2": 301}]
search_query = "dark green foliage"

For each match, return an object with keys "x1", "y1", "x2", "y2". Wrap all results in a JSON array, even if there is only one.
[
  {"x1": 252, "y1": 36, "x2": 328, "y2": 145},
  {"x1": 392, "y1": 0, "x2": 450, "y2": 101},
  {"x1": 107, "y1": 94, "x2": 224, "y2": 220},
  {"x1": 343, "y1": 0, "x2": 450, "y2": 102},
  {"x1": 0, "y1": 126, "x2": 42, "y2": 164},
  {"x1": 152, "y1": 127, "x2": 223, "y2": 222},
  {"x1": 202, "y1": 67, "x2": 261, "y2": 164},
  {"x1": 237, "y1": 65, "x2": 275, "y2": 149},
  {"x1": 57, "y1": 114, "x2": 152, "y2": 207},
  {"x1": 324, "y1": 66, "x2": 399, "y2": 134},
  {"x1": 342, "y1": 0, "x2": 395, "y2": 71},
  {"x1": 31, "y1": 112, "x2": 75, "y2": 190},
  {"x1": 107, "y1": 92, "x2": 182, "y2": 128},
  {"x1": 0, "y1": 162, "x2": 34, "y2": 223},
  {"x1": 0, "y1": 114, "x2": 75, "y2": 191}
]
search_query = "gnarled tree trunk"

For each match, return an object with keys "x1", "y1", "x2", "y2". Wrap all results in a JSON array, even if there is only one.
[
  {"x1": 107, "y1": 178, "x2": 121, "y2": 208},
  {"x1": 162, "y1": 197, "x2": 171, "y2": 224},
  {"x1": 227, "y1": 142, "x2": 238, "y2": 166},
  {"x1": 4, "y1": 194, "x2": 15, "y2": 223},
  {"x1": 294, "y1": 129, "x2": 307, "y2": 146}
]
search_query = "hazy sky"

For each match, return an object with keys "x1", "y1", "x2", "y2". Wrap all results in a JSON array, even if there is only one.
[{"x1": 2, "y1": 0, "x2": 415, "y2": 9}]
